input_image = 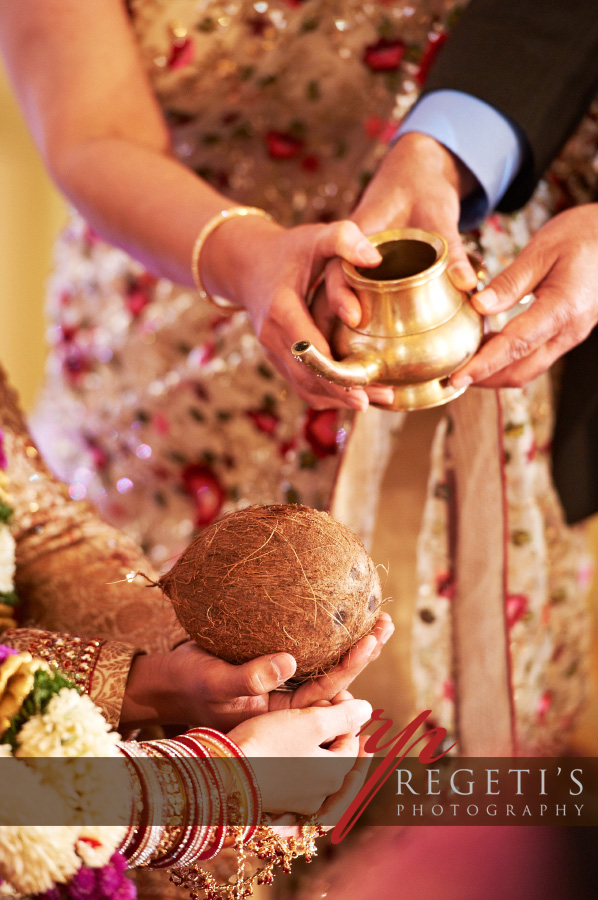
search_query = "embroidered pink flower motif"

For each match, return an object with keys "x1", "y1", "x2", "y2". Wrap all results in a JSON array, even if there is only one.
[
  {"x1": 304, "y1": 409, "x2": 339, "y2": 458},
  {"x1": 364, "y1": 116, "x2": 398, "y2": 143},
  {"x1": 363, "y1": 38, "x2": 406, "y2": 72},
  {"x1": 60, "y1": 324, "x2": 77, "y2": 343},
  {"x1": 86, "y1": 438, "x2": 109, "y2": 471},
  {"x1": 189, "y1": 341, "x2": 216, "y2": 368},
  {"x1": 167, "y1": 35, "x2": 195, "y2": 70},
  {"x1": 301, "y1": 154, "x2": 320, "y2": 172},
  {"x1": 265, "y1": 131, "x2": 304, "y2": 160},
  {"x1": 442, "y1": 679, "x2": 454, "y2": 702},
  {"x1": 152, "y1": 413, "x2": 170, "y2": 436},
  {"x1": 126, "y1": 273, "x2": 156, "y2": 318},
  {"x1": 435, "y1": 571, "x2": 455, "y2": 600},
  {"x1": 416, "y1": 31, "x2": 448, "y2": 85},
  {"x1": 63, "y1": 346, "x2": 91, "y2": 383},
  {"x1": 247, "y1": 408, "x2": 279, "y2": 435},
  {"x1": 506, "y1": 594, "x2": 528, "y2": 628},
  {"x1": 181, "y1": 463, "x2": 225, "y2": 528},
  {"x1": 536, "y1": 691, "x2": 553, "y2": 723},
  {"x1": 364, "y1": 116, "x2": 384, "y2": 139}
]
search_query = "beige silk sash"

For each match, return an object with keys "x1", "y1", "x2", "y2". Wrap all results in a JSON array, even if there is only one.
[
  {"x1": 331, "y1": 389, "x2": 515, "y2": 756},
  {"x1": 447, "y1": 388, "x2": 514, "y2": 756}
]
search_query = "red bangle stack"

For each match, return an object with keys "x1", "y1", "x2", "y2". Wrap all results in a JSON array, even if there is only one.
[{"x1": 116, "y1": 727, "x2": 262, "y2": 868}]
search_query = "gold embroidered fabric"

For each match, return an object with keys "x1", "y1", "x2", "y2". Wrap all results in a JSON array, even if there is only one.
[
  {"x1": 0, "y1": 626, "x2": 137, "y2": 728},
  {"x1": 0, "y1": 364, "x2": 185, "y2": 655},
  {"x1": 0, "y1": 363, "x2": 187, "y2": 730}
]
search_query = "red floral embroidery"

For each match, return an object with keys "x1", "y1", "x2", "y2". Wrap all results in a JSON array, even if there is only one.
[
  {"x1": 301, "y1": 154, "x2": 320, "y2": 172},
  {"x1": 506, "y1": 594, "x2": 528, "y2": 629},
  {"x1": 167, "y1": 35, "x2": 195, "y2": 70},
  {"x1": 364, "y1": 116, "x2": 398, "y2": 143},
  {"x1": 247, "y1": 408, "x2": 279, "y2": 435},
  {"x1": 85, "y1": 438, "x2": 109, "y2": 471},
  {"x1": 265, "y1": 131, "x2": 304, "y2": 159},
  {"x1": 63, "y1": 347, "x2": 91, "y2": 383},
  {"x1": 363, "y1": 38, "x2": 405, "y2": 72},
  {"x1": 152, "y1": 413, "x2": 170, "y2": 436},
  {"x1": 536, "y1": 691, "x2": 553, "y2": 723},
  {"x1": 442, "y1": 679, "x2": 454, "y2": 701},
  {"x1": 304, "y1": 409, "x2": 339, "y2": 458},
  {"x1": 182, "y1": 463, "x2": 225, "y2": 528},
  {"x1": 126, "y1": 273, "x2": 156, "y2": 318},
  {"x1": 435, "y1": 571, "x2": 455, "y2": 600}
]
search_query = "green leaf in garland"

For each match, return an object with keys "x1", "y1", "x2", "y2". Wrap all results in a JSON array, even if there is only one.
[
  {"x1": 0, "y1": 501, "x2": 13, "y2": 524},
  {"x1": 2, "y1": 667, "x2": 76, "y2": 752},
  {"x1": 0, "y1": 589, "x2": 19, "y2": 608}
]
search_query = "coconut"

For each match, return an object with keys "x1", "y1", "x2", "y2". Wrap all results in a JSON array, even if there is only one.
[{"x1": 159, "y1": 504, "x2": 382, "y2": 682}]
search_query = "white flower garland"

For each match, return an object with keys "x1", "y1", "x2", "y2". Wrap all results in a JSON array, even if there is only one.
[{"x1": 0, "y1": 453, "x2": 127, "y2": 896}]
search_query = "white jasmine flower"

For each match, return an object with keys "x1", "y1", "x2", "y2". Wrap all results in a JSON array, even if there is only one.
[
  {"x1": 0, "y1": 528, "x2": 15, "y2": 594},
  {"x1": 0, "y1": 757, "x2": 79, "y2": 893},
  {"x1": 0, "y1": 825, "x2": 81, "y2": 894},
  {"x1": 15, "y1": 689, "x2": 120, "y2": 758},
  {"x1": 76, "y1": 826, "x2": 126, "y2": 868}
]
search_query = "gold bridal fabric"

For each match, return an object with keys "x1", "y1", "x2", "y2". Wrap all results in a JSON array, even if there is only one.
[{"x1": 0, "y1": 363, "x2": 185, "y2": 726}]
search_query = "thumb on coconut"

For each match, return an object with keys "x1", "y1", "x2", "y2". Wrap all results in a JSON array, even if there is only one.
[{"x1": 232, "y1": 651, "x2": 297, "y2": 696}]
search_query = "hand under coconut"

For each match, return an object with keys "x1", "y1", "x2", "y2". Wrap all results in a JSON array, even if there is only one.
[{"x1": 160, "y1": 504, "x2": 383, "y2": 685}]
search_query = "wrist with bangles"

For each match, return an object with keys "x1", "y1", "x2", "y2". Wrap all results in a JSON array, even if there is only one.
[
  {"x1": 117, "y1": 727, "x2": 261, "y2": 868},
  {"x1": 190, "y1": 206, "x2": 275, "y2": 314},
  {"x1": 117, "y1": 727, "x2": 324, "y2": 898}
]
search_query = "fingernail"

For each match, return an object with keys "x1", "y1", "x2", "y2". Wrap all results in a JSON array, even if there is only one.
[
  {"x1": 476, "y1": 288, "x2": 499, "y2": 312},
  {"x1": 451, "y1": 374, "x2": 472, "y2": 391},
  {"x1": 448, "y1": 263, "x2": 477, "y2": 290},
  {"x1": 367, "y1": 386, "x2": 394, "y2": 404},
  {"x1": 355, "y1": 700, "x2": 373, "y2": 722},
  {"x1": 270, "y1": 653, "x2": 296, "y2": 682},
  {"x1": 362, "y1": 635, "x2": 377, "y2": 658},
  {"x1": 358, "y1": 240, "x2": 382, "y2": 264},
  {"x1": 348, "y1": 396, "x2": 369, "y2": 411},
  {"x1": 340, "y1": 304, "x2": 361, "y2": 327},
  {"x1": 381, "y1": 624, "x2": 395, "y2": 643}
]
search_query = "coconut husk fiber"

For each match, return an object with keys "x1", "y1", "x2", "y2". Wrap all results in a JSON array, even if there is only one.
[{"x1": 160, "y1": 504, "x2": 382, "y2": 681}]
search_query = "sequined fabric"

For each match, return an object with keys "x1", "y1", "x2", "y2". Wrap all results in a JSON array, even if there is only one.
[{"x1": 0, "y1": 363, "x2": 186, "y2": 725}]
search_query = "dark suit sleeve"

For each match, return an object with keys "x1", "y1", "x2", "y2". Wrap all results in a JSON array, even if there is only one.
[{"x1": 422, "y1": 0, "x2": 598, "y2": 210}]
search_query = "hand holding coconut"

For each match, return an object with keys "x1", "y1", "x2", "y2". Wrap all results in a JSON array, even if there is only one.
[
  {"x1": 160, "y1": 504, "x2": 387, "y2": 685},
  {"x1": 121, "y1": 610, "x2": 392, "y2": 731}
]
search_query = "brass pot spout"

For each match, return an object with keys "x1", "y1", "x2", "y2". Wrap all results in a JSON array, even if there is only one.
[{"x1": 291, "y1": 340, "x2": 382, "y2": 386}]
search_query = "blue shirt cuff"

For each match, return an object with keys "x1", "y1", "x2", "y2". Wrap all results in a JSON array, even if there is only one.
[{"x1": 396, "y1": 90, "x2": 525, "y2": 231}]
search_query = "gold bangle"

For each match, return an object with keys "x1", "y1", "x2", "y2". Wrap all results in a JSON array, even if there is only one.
[{"x1": 190, "y1": 206, "x2": 274, "y2": 314}]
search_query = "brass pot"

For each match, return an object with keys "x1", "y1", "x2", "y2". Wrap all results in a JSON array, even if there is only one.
[{"x1": 292, "y1": 227, "x2": 484, "y2": 411}]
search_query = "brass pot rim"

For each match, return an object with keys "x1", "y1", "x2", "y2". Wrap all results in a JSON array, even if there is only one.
[{"x1": 341, "y1": 227, "x2": 448, "y2": 290}]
